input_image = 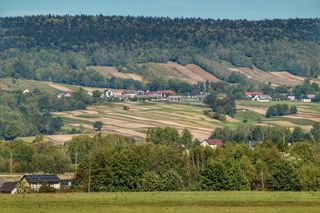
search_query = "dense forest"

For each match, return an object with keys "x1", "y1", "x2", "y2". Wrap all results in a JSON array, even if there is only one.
[{"x1": 0, "y1": 15, "x2": 320, "y2": 89}]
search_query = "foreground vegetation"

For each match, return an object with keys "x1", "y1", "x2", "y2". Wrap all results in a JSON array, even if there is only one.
[{"x1": 0, "y1": 191, "x2": 319, "y2": 213}]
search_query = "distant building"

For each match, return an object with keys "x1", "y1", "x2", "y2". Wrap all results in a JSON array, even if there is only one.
[
  {"x1": 57, "y1": 90, "x2": 72, "y2": 98},
  {"x1": 168, "y1": 95, "x2": 189, "y2": 102},
  {"x1": 87, "y1": 91, "x2": 93, "y2": 96},
  {"x1": 101, "y1": 89, "x2": 115, "y2": 98},
  {"x1": 300, "y1": 96, "x2": 311, "y2": 102},
  {"x1": 251, "y1": 94, "x2": 272, "y2": 102},
  {"x1": 200, "y1": 139, "x2": 224, "y2": 148},
  {"x1": 0, "y1": 182, "x2": 17, "y2": 194},
  {"x1": 287, "y1": 95, "x2": 296, "y2": 101},
  {"x1": 245, "y1": 92, "x2": 264, "y2": 99},
  {"x1": 20, "y1": 174, "x2": 61, "y2": 192},
  {"x1": 145, "y1": 90, "x2": 175, "y2": 97},
  {"x1": 22, "y1": 89, "x2": 30, "y2": 94},
  {"x1": 307, "y1": 94, "x2": 316, "y2": 99},
  {"x1": 101, "y1": 89, "x2": 124, "y2": 99},
  {"x1": 60, "y1": 179, "x2": 73, "y2": 190}
]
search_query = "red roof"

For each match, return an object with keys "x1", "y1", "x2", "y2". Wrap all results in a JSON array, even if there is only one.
[
  {"x1": 245, "y1": 92, "x2": 263, "y2": 96},
  {"x1": 146, "y1": 90, "x2": 175, "y2": 96},
  {"x1": 207, "y1": 139, "x2": 224, "y2": 146}
]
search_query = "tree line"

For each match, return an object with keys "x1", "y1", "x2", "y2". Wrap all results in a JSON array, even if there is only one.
[{"x1": 1, "y1": 124, "x2": 320, "y2": 192}]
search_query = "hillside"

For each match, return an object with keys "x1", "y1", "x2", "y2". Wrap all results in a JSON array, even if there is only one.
[
  {"x1": 88, "y1": 61, "x2": 319, "y2": 86},
  {"x1": 1, "y1": 16, "x2": 320, "y2": 86}
]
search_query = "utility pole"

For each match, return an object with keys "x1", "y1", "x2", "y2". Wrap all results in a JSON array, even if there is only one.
[
  {"x1": 74, "y1": 151, "x2": 78, "y2": 174},
  {"x1": 10, "y1": 152, "x2": 13, "y2": 174},
  {"x1": 88, "y1": 161, "x2": 91, "y2": 193}
]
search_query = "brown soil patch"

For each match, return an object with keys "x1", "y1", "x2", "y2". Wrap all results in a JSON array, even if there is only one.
[
  {"x1": 186, "y1": 64, "x2": 220, "y2": 82},
  {"x1": 161, "y1": 62, "x2": 220, "y2": 84},
  {"x1": 229, "y1": 67, "x2": 320, "y2": 86},
  {"x1": 226, "y1": 115, "x2": 239, "y2": 123},
  {"x1": 237, "y1": 105, "x2": 267, "y2": 115},
  {"x1": 88, "y1": 66, "x2": 143, "y2": 82}
]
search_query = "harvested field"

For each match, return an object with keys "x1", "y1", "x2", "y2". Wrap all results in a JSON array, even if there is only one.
[
  {"x1": 163, "y1": 62, "x2": 220, "y2": 84},
  {"x1": 236, "y1": 100, "x2": 320, "y2": 130},
  {"x1": 229, "y1": 67, "x2": 320, "y2": 86},
  {"x1": 88, "y1": 66, "x2": 143, "y2": 81},
  {"x1": 53, "y1": 102, "x2": 220, "y2": 142},
  {"x1": 144, "y1": 62, "x2": 220, "y2": 84},
  {"x1": 47, "y1": 101, "x2": 319, "y2": 143}
]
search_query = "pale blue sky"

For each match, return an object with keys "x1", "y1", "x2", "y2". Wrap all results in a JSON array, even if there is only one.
[{"x1": 0, "y1": 0, "x2": 319, "y2": 20}]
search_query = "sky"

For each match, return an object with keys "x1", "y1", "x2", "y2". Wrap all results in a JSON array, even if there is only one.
[{"x1": 0, "y1": 0, "x2": 319, "y2": 20}]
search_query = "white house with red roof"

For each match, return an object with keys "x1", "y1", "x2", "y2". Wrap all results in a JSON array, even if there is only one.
[{"x1": 200, "y1": 139, "x2": 224, "y2": 148}]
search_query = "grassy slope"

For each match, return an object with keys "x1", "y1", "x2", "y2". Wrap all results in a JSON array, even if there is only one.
[
  {"x1": 0, "y1": 191, "x2": 319, "y2": 213},
  {"x1": 0, "y1": 78, "x2": 58, "y2": 93}
]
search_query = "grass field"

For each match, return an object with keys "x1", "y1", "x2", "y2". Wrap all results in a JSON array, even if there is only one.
[{"x1": 0, "y1": 191, "x2": 319, "y2": 213}]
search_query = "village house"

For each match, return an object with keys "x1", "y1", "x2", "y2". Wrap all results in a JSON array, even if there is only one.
[
  {"x1": 287, "y1": 95, "x2": 296, "y2": 101},
  {"x1": 57, "y1": 90, "x2": 73, "y2": 98},
  {"x1": 20, "y1": 174, "x2": 61, "y2": 192},
  {"x1": 168, "y1": 95, "x2": 189, "y2": 102},
  {"x1": 123, "y1": 90, "x2": 137, "y2": 99},
  {"x1": 307, "y1": 94, "x2": 316, "y2": 100},
  {"x1": 251, "y1": 94, "x2": 272, "y2": 102},
  {"x1": 300, "y1": 96, "x2": 311, "y2": 102},
  {"x1": 245, "y1": 92, "x2": 264, "y2": 99},
  {"x1": 101, "y1": 89, "x2": 124, "y2": 99},
  {"x1": 0, "y1": 181, "x2": 18, "y2": 194},
  {"x1": 200, "y1": 139, "x2": 224, "y2": 149},
  {"x1": 145, "y1": 90, "x2": 175, "y2": 98},
  {"x1": 87, "y1": 91, "x2": 93, "y2": 96}
]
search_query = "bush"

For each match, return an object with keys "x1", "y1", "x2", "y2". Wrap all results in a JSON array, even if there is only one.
[
  {"x1": 139, "y1": 171, "x2": 163, "y2": 191},
  {"x1": 93, "y1": 121, "x2": 103, "y2": 131},
  {"x1": 213, "y1": 112, "x2": 226, "y2": 122},
  {"x1": 39, "y1": 183, "x2": 57, "y2": 193}
]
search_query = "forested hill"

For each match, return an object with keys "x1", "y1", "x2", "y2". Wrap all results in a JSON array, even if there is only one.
[{"x1": 1, "y1": 15, "x2": 320, "y2": 78}]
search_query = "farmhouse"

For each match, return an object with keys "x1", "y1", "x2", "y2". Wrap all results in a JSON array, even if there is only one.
[
  {"x1": 251, "y1": 94, "x2": 272, "y2": 102},
  {"x1": 200, "y1": 139, "x2": 224, "y2": 148},
  {"x1": 101, "y1": 89, "x2": 122, "y2": 98},
  {"x1": 0, "y1": 181, "x2": 18, "y2": 194},
  {"x1": 57, "y1": 90, "x2": 72, "y2": 98},
  {"x1": 245, "y1": 92, "x2": 263, "y2": 99},
  {"x1": 146, "y1": 90, "x2": 175, "y2": 97},
  {"x1": 307, "y1": 94, "x2": 316, "y2": 99},
  {"x1": 19, "y1": 174, "x2": 61, "y2": 192},
  {"x1": 168, "y1": 95, "x2": 189, "y2": 102},
  {"x1": 287, "y1": 95, "x2": 296, "y2": 101},
  {"x1": 300, "y1": 96, "x2": 311, "y2": 102}
]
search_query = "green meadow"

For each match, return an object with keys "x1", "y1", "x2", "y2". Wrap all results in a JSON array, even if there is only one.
[{"x1": 0, "y1": 191, "x2": 319, "y2": 213}]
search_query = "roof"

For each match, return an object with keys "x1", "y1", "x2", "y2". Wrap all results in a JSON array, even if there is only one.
[
  {"x1": 23, "y1": 174, "x2": 60, "y2": 184},
  {"x1": 206, "y1": 139, "x2": 224, "y2": 146},
  {"x1": 245, "y1": 92, "x2": 263, "y2": 96},
  {"x1": 60, "y1": 179, "x2": 73, "y2": 186},
  {"x1": 146, "y1": 90, "x2": 175, "y2": 95},
  {"x1": 258, "y1": 95, "x2": 272, "y2": 100},
  {"x1": 0, "y1": 182, "x2": 17, "y2": 193}
]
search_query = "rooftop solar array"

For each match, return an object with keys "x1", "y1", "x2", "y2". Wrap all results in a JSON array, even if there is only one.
[{"x1": 24, "y1": 174, "x2": 60, "y2": 184}]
